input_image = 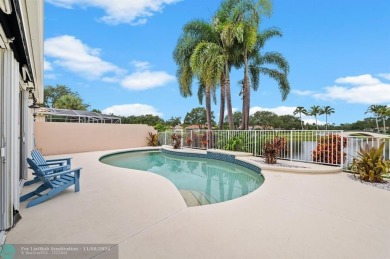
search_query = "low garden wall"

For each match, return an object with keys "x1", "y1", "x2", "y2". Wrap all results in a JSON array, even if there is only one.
[{"x1": 34, "y1": 122, "x2": 156, "y2": 155}]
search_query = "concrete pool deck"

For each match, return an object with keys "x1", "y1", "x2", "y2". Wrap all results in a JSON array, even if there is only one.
[{"x1": 5, "y1": 148, "x2": 390, "y2": 258}]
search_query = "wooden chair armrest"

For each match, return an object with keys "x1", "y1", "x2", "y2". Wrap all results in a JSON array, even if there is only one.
[{"x1": 43, "y1": 168, "x2": 82, "y2": 178}]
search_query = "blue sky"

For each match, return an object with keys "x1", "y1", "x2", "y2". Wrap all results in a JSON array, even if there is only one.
[{"x1": 44, "y1": 0, "x2": 390, "y2": 125}]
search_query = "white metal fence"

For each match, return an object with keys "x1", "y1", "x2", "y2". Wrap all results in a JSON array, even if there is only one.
[{"x1": 158, "y1": 130, "x2": 390, "y2": 170}]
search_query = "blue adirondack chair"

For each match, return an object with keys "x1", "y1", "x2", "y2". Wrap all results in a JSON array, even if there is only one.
[
  {"x1": 20, "y1": 158, "x2": 81, "y2": 208},
  {"x1": 24, "y1": 150, "x2": 72, "y2": 186}
]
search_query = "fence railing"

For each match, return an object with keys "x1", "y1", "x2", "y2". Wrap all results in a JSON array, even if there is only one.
[{"x1": 158, "y1": 130, "x2": 390, "y2": 170}]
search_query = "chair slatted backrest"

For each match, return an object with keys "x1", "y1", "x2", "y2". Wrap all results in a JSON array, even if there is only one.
[
  {"x1": 26, "y1": 158, "x2": 54, "y2": 189},
  {"x1": 31, "y1": 150, "x2": 48, "y2": 168}
]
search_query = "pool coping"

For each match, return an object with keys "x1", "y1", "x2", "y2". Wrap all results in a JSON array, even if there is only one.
[{"x1": 161, "y1": 145, "x2": 341, "y2": 174}]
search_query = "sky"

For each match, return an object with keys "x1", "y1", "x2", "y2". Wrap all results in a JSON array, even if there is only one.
[{"x1": 43, "y1": 0, "x2": 390, "y2": 125}]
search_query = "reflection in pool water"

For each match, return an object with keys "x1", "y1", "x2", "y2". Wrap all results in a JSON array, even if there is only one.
[{"x1": 100, "y1": 150, "x2": 264, "y2": 205}]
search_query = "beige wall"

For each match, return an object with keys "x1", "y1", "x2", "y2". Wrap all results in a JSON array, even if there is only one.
[{"x1": 35, "y1": 122, "x2": 157, "y2": 155}]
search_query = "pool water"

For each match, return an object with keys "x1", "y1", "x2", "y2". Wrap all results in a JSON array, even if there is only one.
[{"x1": 100, "y1": 150, "x2": 264, "y2": 205}]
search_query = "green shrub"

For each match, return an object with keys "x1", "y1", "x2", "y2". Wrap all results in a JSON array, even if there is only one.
[
  {"x1": 352, "y1": 142, "x2": 389, "y2": 182},
  {"x1": 224, "y1": 136, "x2": 244, "y2": 151}
]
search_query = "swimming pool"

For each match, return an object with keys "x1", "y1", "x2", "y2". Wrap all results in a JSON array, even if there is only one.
[{"x1": 100, "y1": 149, "x2": 264, "y2": 206}]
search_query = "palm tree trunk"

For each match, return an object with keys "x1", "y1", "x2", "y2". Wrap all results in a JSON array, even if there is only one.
[
  {"x1": 325, "y1": 115, "x2": 328, "y2": 130},
  {"x1": 300, "y1": 113, "x2": 303, "y2": 130},
  {"x1": 383, "y1": 116, "x2": 386, "y2": 134},
  {"x1": 218, "y1": 74, "x2": 225, "y2": 130},
  {"x1": 242, "y1": 51, "x2": 250, "y2": 130},
  {"x1": 225, "y1": 63, "x2": 234, "y2": 130},
  {"x1": 206, "y1": 86, "x2": 212, "y2": 131},
  {"x1": 315, "y1": 116, "x2": 318, "y2": 130},
  {"x1": 376, "y1": 116, "x2": 379, "y2": 132}
]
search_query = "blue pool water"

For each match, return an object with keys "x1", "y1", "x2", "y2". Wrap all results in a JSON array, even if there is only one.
[{"x1": 100, "y1": 150, "x2": 264, "y2": 205}]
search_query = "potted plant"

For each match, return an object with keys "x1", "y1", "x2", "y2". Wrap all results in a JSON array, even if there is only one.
[
  {"x1": 263, "y1": 137, "x2": 286, "y2": 164},
  {"x1": 171, "y1": 134, "x2": 182, "y2": 149},
  {"x1": 146, "y1": 132, "x2": 159, "y2": 146},
  {"x1": 186, "y1": 137, "x2": 193, "y2": 148}
]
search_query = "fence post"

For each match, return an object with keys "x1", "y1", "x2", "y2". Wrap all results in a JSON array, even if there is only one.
[
  {"x1": 290, "y1": 130, "x2": 293, "y2": 161},
  {"x1": 254, "y1": 130, "x2": 257, "y2": 155},
  {"x1": 340, "y1": 130, "x2": 344, "y2": 170}
]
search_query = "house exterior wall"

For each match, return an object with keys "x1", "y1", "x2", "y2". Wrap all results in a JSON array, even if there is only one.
[
  {"x1": 0, "y1": 0, "x2": 43, "y2": 232},
  {"x1": 34, "y1": 122, "x2": 157, "y2": 155}
]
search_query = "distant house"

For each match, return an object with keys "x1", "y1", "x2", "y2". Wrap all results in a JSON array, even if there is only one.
[
  {"x1": 0, "y1": 0, "x2": 43, "y2": 232},
  {"x1": 185, "y1": 125, "x2": 206, "y2": 130},
  {"x1": 252, "y1": 125, "x2": 274, "y2": 130}
]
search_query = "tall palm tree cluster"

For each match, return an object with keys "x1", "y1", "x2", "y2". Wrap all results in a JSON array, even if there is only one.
[
  {"x1": 173, "y1": 0, "x2": 290, "y2": 130},
  {"x1": 293, "y1": 105, "x2": 335, "y2": 130},
  {"x1": 365, "y1": 105, "x2": 390, "y2": 133}
]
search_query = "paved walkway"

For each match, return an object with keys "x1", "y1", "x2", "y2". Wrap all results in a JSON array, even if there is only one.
[{"x1": 5, "y1": 148, "x2": 390, "y2": 258}]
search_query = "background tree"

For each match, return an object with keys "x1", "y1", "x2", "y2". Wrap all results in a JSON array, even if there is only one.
[
  {"x1": 44, "y1": 84, "x2": 88, "y2": 109},
  {"x1": 308, "y1": 105, "x2": 322, "y2": 130},
  {"x1": 184, "y1": 107, "x2": 215, "y2": 129},
  {"x1": 166, "y1": 117, "x2": 182, "y2": 128},
  {"x1": 365, "y1": 105, "x2": 383, "y2": 132},
  {"x1": 54, "y1": 94, "x2": 89, "y2": 110},
  {"x1": 278, "y1": 115, "x2": 301, "y2": 130},
  {"x1": 249, "y1": 111, "x2": 278, "y2": 128},
  {"x1": 377, "y1": 105, "x2": 390, "y2": 133},
  {"x1": 293, "y1": 106, "x2": 307, "y2": 130},
  {"x1": 322, "y1": 106, "x2": 335, "y2": 130},
  {"x1": 91, "y1": 109, "x2": 102, "y2": 113},
  {"x1": 120, "y1": 115, "x2": 164, "y2": 126}
]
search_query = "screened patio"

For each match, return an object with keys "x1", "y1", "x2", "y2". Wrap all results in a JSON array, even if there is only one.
[{"x1": 37, "y1": 108, "x2": 121, "y2": 124}]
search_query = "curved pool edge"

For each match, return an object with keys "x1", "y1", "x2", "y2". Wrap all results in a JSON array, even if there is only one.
[
  {"x1": 160, "y1": 146, "x2": 264, "y2": 178},
  {"x1": 99, "y1": 146, "x2": 265, "y2": 207}
]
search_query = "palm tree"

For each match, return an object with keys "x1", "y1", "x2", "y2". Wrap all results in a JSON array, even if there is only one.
[
  {"x1": 293, "y1": 106, "x2": 307, "y2": 130},
  {"x1": 377, "y1": 105, "x2": 389, "y2": 134},
  {"x1": 213, "y1": 1, "x2": 244, "y2": 129},
  {"x1": 365, "y1": 105, "x2": 384, "y2": 132},
  {"x1": 308, "y1": 105, "x2": 322, "y2": 130},
  {"x1": 190, "y1": 42, "x2": 227, "y2": 130},
  {"x1": 248, "y1": 27, "x2": 290, "y2": 126},
  {"x1": 322, "y1": 106, "x2": 335, "y2": 130},
  {"x1": 173, "y1": 19, "x2": 220, "y2": 130},
  {"x1": 222, "y1": 0, "x2": 274, "y2": 130}
]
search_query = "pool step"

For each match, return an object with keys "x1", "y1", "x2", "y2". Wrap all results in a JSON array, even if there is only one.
[{"x1": 179, "y1": 190, "x2": 215, "y2": 207}]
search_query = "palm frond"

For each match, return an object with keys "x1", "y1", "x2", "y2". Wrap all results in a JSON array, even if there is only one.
[{"x1": 259, "y1": 67, "x2": 290, "y2": 100}]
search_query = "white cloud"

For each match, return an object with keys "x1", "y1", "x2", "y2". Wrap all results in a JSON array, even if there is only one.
[
  {"x1": 335, "y1": 74, "x2": 381, "y2": 85},
  {"x1": 378, "y1": 73, "x2": 390, "y2": 80},
  {"x1": 46, "y1": 0, "x2": 181, "y2": 25},
  {"x1": 250, "y1": 106, "x2": 297, "y2": 116},
  {"x1": 45, "y1": 36, "x2": 174, "y2": 90},
  {"x1": 45, "y1": 74, "x2": 57, "y2": 80},
  {"x1": 292, "y1": 90, "x2": 314, "y2": 96},
  {"x1": 44, "y1": 59, "x2": 53, "y2": 71},
  {"x1": 313, "y1": 82, "x2": 390, "y2": 104},
  {"x1": 132, "y1": 60, "x2": 151, "y2": 71},
  {"x1": 120, "y1": 61, "x2": 175, "y2": 90},
  {"x1": 102, "y1": 104, "x2": 163, "y2": 117},
  {"x1": 295, "y1": 74, "x2": 390, "y2": 104},
  {"x1": 45, "y1": 35, "x2": 124, "y2": 79}
]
